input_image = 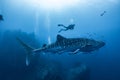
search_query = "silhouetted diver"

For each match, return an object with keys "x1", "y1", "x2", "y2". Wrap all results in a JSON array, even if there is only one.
[
  {"x1": 0, "y1": 14, "x2": 3, "y2": 21},
  {"x1": 58, "y1": 24, "x2": 75, "y2": 33},
  {"x1": 100, "y1": 11, "x2": 106, "y2": 16}
]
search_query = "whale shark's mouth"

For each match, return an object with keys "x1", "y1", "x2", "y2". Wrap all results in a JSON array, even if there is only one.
[{"x1": 99, "y1": 41, "x2": 105, "y2": 48}]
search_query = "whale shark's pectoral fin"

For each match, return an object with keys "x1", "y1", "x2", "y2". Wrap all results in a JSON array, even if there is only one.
[
  {"x1": 68, "y1": 49, "x2": 80, "y2": 55},
  {"x1": 73, "y1": 49, "x2": 80, "y2": 54}
]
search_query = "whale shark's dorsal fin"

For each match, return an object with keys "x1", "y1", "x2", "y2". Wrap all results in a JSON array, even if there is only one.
[{"x1": 57, "y1": 35, "x2": 66, "y2": 41}]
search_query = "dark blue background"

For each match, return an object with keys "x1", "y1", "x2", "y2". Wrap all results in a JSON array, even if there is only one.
[{"x1": 0, "y1": 0, "x2": 120, "y2": 80}]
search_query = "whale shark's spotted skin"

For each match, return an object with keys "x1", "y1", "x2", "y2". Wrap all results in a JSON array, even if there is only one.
[
  {"x1": 34, "y1": 35, "x2": 105, "y2": 54},
  {"x1": 17, "y1": 34, "x2": 105, "y2": 65}
]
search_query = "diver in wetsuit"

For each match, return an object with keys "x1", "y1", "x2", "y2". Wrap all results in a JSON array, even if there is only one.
[
  {"x1": 100, "y1": 11, "x2": 106, "y2": 16},
  {"x1": 0, "y1": 14, "x2": 3, "y2": 21},
  {"x1": 58, "y1": 24, "x2": 75, "y2": 33}
]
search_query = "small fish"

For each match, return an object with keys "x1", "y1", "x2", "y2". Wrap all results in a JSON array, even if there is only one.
[{"x1": 58, "y1": 24, "x2": 75, "y2": 33}]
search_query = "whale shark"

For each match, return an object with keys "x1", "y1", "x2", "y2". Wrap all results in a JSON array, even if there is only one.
[{"x1": 17, "y1": 35, "x2": 105, "y2": 66}]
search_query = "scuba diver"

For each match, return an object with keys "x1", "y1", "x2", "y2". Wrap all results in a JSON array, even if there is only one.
[
  {"x1": 100, "y1": 11, "x2": 106, "y2": 16},
  {"x1": 0, "y1": 14, "x2": 3, "y2": 21},
  {"x1": 58, "y1": 24, "x2": 75, "y2": 33}
]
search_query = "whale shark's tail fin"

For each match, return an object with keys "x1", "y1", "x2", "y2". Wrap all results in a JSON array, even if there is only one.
[{"x1": 16, "y1": 37, "x2": 34, "y2": 66}]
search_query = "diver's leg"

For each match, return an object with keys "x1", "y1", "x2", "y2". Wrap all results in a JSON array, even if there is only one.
[
  {"x1": 62, "y1": 25, "x2": 67, "y2": 28},
  {"x1": 58, "y1": 29, "x2": 64, "y2": 33},
  {"x1": 62, "y1": 29, "x2": 68, "y2": 31},
  {"x1": 58, "y1": 29, "x2": 67, "y2": 33}
]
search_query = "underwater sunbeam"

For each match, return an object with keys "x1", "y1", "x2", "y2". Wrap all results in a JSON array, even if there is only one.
[
  {"x1": 48, "y1": 36, "x2": 51, "y2": 44},
  {"x1": 27, "y1": 0, "x2": 80, "y2": 11},
  {"x1": 34, "y1": 10, "x2": 39, "y2": 35}
]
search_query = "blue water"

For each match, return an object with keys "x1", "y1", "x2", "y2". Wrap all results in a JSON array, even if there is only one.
[{"x1": 0, "y1": 0, "x2": 120, "y2": 80}]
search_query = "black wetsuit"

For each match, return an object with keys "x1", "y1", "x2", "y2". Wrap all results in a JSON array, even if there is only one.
[{"x1": 58, "y1": 24, "x2": 75, "y2": 33}]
